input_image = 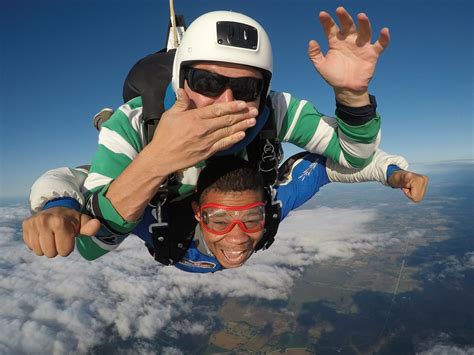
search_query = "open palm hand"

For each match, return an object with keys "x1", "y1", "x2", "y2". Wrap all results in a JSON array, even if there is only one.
[{"x1": 308, "y1": 7, "x2": 390, "y2": 96}]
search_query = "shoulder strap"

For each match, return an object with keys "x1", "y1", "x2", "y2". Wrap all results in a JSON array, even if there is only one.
[
  {"x1": 148, "y1": 193, "x2": 197, "y2": 265},
  {"x1": 246, "y1": 98, "x2": 283, "y2": 251},
  {"x1": 119, "y1": 48, "x2": 177, "y2": 144},
  {"x1": 123, "y1": 48, "x2": 178, "y2": 215},
  {"x1": 142, "y1": 12, "x2": 186, "y2": 143},
  {"x1": 246, "y1": 97, "x2": 283, "y2": 187},
  {"x1": 255, "y1": 186, "x2": 281, "y2": 252}
]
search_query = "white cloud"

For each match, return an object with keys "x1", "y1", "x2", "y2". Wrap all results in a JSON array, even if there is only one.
[
  {"x1": 417, "y1": 338, "x2": 474, "y2": 355},
  {"x1": 424, "y1": 252, "x2": 474, "y2": 288},
  {"x1": 418, "y1": 345, "x2": 474, "y2": 355},
  {"x1": 253, "y1": 207, "x2": 395, "y2": 266},
  {"x1": 415, "y1": 329, "x2": 474, "y2": 354},
  {"x1": 0, "y1": 204, "x2": 425, "y2": 353}
]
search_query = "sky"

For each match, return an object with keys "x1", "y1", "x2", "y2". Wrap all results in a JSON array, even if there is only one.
[{"x1": 1, "y1": 0, "x2": 473, "y2": 198}]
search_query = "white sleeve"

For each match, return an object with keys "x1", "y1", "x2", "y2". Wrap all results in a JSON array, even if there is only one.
[
  {"x1": 29, "y1": 167, "x2": 88, "y2": 213},
  {"x1": 325, "y1": 149, "x2": 409, "y2": 186}
]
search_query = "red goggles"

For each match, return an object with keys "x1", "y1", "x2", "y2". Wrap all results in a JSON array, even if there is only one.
[{"x1": 199, "y1": 202, "x2": 266, "y2": 235}]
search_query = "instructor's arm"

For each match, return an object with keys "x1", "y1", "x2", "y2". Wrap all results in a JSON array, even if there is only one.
[{"x1": 105, "y1": 90, "x2": 258, "y2": 221}]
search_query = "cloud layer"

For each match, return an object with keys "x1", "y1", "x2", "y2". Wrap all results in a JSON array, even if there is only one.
[{"x1": 0, "y1": 204, "x2": 427, "y2": 354}]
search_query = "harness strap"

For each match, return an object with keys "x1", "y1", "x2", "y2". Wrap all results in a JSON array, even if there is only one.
[
  {"x1": 140, "y1": 51, "x2": 176, "y2": 144},
  {"x1": 253, "y1": 186, "x2": 280, "y2": 251},
  {"x1": 149, "y1": 193, "x2": 196, "y2": 265},
  {"x1": 246, "y1": 98, "x2": 283, "y2": 186},
  {"x1": 246, "y1": 98, "x2": 283, "y2": 251}
]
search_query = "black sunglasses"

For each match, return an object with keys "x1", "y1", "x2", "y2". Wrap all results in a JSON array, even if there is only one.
[{"x1": 184, "y1": 67, "x2": 263, "y2": 102}]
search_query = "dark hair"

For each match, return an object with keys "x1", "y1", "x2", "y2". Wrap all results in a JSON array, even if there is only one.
[{"x1": 196, "y1": 156, "x2": 265, "y2": 202}]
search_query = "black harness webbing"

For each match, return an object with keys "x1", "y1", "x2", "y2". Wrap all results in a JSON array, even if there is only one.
[
  {"x1": 148, "y1": 112, "x2": 283, "y2": 264},
  {"x1": 147, "y1": 106, "x2": 283, "y2": 264},
  {"x1": 246, "y1": 98, "x2": 283, "y2": 252},
  {"x1": 148, "y1": 193, "x2": 197, "y2": 265},
  {"x1": 246, "y1": 100, "x2": 281, "y2": 186}
]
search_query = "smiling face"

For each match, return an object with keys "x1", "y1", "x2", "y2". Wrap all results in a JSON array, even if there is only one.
[
  {"x1": 183, "y1": 62, "x2": 263, "y2": 110},
  {"x1": 192, "y1": 189, "x2": 265, "y2": 268}
]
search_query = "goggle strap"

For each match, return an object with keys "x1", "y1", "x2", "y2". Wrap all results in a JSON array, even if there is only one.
[{"x1": 200, "y1": 201, "x2": 265, "y2": 211}]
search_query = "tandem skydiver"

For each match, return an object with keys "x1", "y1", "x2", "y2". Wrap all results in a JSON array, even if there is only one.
[
  {"x1": 76, "y1": 8, "x2": 388, "y2": 226},
  {"x1": 23, "y1": 150, "x2": 428, "y2": 272},
  {"x1": 22, "y1": 8, "x2": 429, "y2": 270}
]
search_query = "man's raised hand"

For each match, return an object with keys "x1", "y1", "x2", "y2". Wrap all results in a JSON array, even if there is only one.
[{"x1": 308, "y1": 7, "x2": 390, "y2": 106}]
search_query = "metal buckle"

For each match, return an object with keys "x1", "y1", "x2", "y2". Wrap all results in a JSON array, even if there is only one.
[
  {"x1": 148, "y1": 222, "x2": 169, "y2": 235},
  {"x1": 258, "y1": 139, "x2": 281, "y2": 175}
]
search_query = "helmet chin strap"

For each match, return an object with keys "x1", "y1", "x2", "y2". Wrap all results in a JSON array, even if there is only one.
[{"x1": 214, "y1": 104, "x2": 269, "y2": 156}]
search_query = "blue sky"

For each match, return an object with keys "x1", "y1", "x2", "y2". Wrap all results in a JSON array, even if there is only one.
[{"x1": 1, "y1": 0, "x2": 473, "y2": 199}]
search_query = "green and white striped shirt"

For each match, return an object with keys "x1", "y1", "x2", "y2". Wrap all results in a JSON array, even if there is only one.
[{"x1": 83, "y1": 91, "x2": 381, "y2": 233}]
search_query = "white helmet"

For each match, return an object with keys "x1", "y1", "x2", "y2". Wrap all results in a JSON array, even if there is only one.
[{"x1": 171, "y1": 11, "x2": 273, "y2": 98}]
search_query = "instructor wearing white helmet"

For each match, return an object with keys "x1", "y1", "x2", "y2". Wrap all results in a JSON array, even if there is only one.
[
  {"x1": 101, "y1": 8, "x2": 387, "y2": 220},
  {"x1": 23, "y1": 8, "x2": 392, "y2": 258},
  {"x1": 172, "y1": 11, "x2": 273, "y2": 104}
]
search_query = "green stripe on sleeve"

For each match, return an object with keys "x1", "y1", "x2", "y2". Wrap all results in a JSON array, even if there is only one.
[
  {"x1": 286, "y1": 103, "x2": 321, "y2": 147},
  {"x1": 76, "y1": 236, "x2": 109, "y2": 261},
  {"x1": 176, "y1": 183, "x2": 197, "y2": 196},
  {"x1": 322, "y1": 134, "x2": 342, "y2": 164},
  {"x1": 336, "y1": 113, "x2": 381, "y2": 143},
  {"x1": 323, "y1": 134, "x2": 375, "y2": 168},
  {"x1": 343, "y1": 150, "x2": 374, "y2": 168},
  {"x1": 277, "y1": 112, "x2": 290, "y2": 141},
  {"x1": 89, "y1": 145, "x2": 133, "y2": 180},
  {"x1": 127, "y1": 96, "x2": 143, "y2": 109},
  {"x1": 101, "y1": 102, "x2": 143, "y2": 153},
  {"x1": 277, "y1": 96, "x2": 300, "y2": 141},
  {"x1": 95, "y1": 184, "x2": 139, "y2": 234}
]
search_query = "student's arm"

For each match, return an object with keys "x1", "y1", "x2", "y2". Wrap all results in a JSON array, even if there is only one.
[
  {"x1": 275, "y1": 150, "x2": 428, "y2": 220},
  {"x1": 327, "y1": 149, "x2": 428, "y2": 202},
  {"x1": 275, "y1": 154, "x2": 331, "y2": 219},
  {"x1": 325, "y1": 149, "x2": 408, "y2": 185}
]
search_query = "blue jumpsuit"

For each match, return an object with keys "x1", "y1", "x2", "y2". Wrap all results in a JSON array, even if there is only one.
[{"x1": 133, "y1": 153, "x2": 331, "y2": 273}]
